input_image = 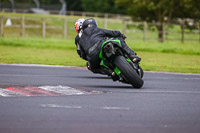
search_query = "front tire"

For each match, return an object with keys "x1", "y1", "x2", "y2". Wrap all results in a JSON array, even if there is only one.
[{"x1": 114, "y1": 56, "x2": 144, "y2": 88}]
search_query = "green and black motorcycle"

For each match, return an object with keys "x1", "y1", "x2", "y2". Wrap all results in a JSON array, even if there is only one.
[{"x1": 99, "y1": 38, "x2": 144, "y2": 88}]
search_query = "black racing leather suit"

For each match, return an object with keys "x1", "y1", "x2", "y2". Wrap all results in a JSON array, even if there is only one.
[{"x1": 75, "y1": 35, "x2": 87, "y2": 61}]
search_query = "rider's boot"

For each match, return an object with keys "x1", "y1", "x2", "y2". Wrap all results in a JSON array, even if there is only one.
[
  {"x1": 129, "y1": 53, "x2": 141, "y2": 63},
  {"x1": 120, "y1": 39, "x2": 141, "y2": 63},
  {"x1": 87, "y1": 62, "x2": 118, "y2": 81}
]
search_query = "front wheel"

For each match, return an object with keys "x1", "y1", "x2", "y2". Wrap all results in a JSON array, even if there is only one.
[
  {"x1": 114, "y1": 56, "x2": 144, "y2": 88},
  {"x1": 138, "y1": 65, "x2": 144, "y2": 79}
]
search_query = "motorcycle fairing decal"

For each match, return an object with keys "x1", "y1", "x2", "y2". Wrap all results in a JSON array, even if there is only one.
[
  {"x1": 100, "y1": 60, "x2": 109, "y2": 68},
  {"x1": 126, "y1": 58, "x2": 131, "y2": 62},
  {"x1": 114, "y1": 67, "x2": 121, "y2": 75},
  {"x1": 99, "y1": 39, "x2": 121, "y2": 59}
]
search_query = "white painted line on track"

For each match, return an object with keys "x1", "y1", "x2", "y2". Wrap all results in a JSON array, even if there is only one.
[
  {"x1": 40, "y1": 104, "x2": 130, "y2": 110},
  {"x1": 0, "y1": 86, "x2": 100, "y2": 97},
  {"x1": 145, "y1": 71, "x2": 200, "y2": 76},
  {"x1": 0, "y1": 63, "x2": 87, "y2": 70},
  {"x1": 40, "y1": 104, "x2": 82, "y2": 109},
  {"x1": 0, "y1": 74, "x2": 58, "y2": 77},
  {"x1": 124, "y1": 90, "x2": 200, "y2": 94},
  {"x1": 38, "y1": 85, "x2": 90, "y2": 95},
  {"x1": 154, "y1": 77, "x2": 200, "y2": 80},
  {"x1": 101, "y1": 106, "x2": 130, "y2": 110},
  {"x1": 0, "y1": 88, "x2": 9, "y2": 97},
  {"x1": 0, "y1": 88, "x2": 24, "y2": 97}
]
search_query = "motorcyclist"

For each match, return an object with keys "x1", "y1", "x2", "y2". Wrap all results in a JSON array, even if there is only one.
[{"x1": 75, "y1": 18, "x2": 141, "y2": 78}]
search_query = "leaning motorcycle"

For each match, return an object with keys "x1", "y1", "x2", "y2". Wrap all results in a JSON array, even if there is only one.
[{"x1": 99, "y1": 38, "x2": 144, "y2": 88}]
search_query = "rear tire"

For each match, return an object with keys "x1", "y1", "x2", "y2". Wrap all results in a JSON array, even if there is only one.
[{"x1": 114, "y1": 56, "x2": 144, "y2": 88}]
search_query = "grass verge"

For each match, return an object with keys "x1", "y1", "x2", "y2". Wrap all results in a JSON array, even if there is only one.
[{"x1": 0, "y1": 44, "x2": 200, "y2": 73}]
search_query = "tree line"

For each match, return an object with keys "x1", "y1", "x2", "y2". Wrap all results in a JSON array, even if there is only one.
[
  {"x1": 2, "y1": 0, "x2": 199, "y2": 18},
  {"x1": 116, "y1": 0, "x2": 200, "y2": 42},
  {"x1": 0, "y1": 0, "x2": 125, "y2": 14},
  {"x1": 1, "y1": 0, "x2": 199, "y2": 42}
]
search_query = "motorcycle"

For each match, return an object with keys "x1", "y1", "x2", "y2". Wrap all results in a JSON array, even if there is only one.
[{"x1": 99, "y1": 38, "x2": 144, "y2": 88}]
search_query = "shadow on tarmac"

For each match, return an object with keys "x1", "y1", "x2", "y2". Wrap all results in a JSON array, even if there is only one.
[
  {"x1": 83, "y1": 85, "x2": 133, "y2": 89},
  {"x1": 72, "y1": 76, "x2": 111, "y2": 79}
]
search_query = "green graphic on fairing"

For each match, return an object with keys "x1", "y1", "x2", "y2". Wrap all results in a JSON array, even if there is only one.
[
  {"x1": 99, "y1": 39, "x2": 121, "y2": 59},
  {"x1": 114, "y1": 67, "x2": 121, "y2": 75},
  {"x1": 126, "y1": 58, "x2": 131, "y2": 62},
  {"x1": 99, "y1": 39, "x2": 123, "y2": 75},
  {"x1": 100, "y1": 60, "x2": 109, "y2": 68}
]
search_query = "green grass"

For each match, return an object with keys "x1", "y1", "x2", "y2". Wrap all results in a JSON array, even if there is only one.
[
  {"x1": 0, "y1": 37, "x2": 75, "y2": 49},
  {"x1": 0, "y1": 37, "x2": 200, "y2": 74},
  {"x1": 1, "y1": 37, "x2": 199, "y2": 55},
  {"x1": 126, "y1": 40, "x2": 200, "y2": 55},
  {"x1": 0, "y1": 45, "x2": 85, "y2": 66},
  {"x1": 139, "y1": 52, "x2": 200, "y2": 73}
]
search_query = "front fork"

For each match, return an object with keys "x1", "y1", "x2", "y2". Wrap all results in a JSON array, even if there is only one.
[{"x1": 128, "y1": 61, "x2": 142, "y2": 78}]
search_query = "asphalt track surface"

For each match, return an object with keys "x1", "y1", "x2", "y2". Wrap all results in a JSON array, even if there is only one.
[{"x1": 0, "y1": 64, "x2": 200, "y2": 133}]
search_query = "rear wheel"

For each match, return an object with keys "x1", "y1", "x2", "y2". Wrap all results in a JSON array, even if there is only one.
[{"x1": 114, "y1": 56, "x2": 144, "y2": 88}]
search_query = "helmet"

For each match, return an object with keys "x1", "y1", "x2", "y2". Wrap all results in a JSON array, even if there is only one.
[
  {"x1": 75, "y1": 18, "x2": 85, "y2": 34},
  {"x1": 82, "y1": 18, "x2": 98, "y2": 30}
]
